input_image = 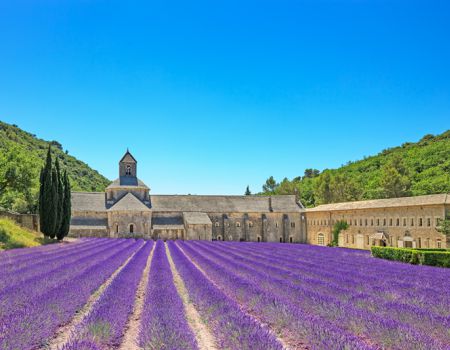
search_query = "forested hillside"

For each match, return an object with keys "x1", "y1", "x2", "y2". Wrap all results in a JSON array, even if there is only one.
[
  {"x1": 0, "y1": 121, "x2": 110, "y2": 213},
  {"x1": 260, "y1": 130, "x2": 450, "y2": 207}
]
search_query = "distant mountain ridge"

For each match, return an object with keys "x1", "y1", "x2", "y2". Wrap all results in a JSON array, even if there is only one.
[
  {"x1": 0, "y1": 121, "x2": 110, "y2": 213},
  {"x1": 260, "y1": 130, "x2": 450, "y2": 208}
]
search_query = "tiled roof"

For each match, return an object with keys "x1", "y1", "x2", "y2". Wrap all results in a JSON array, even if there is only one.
[
  {"x1": 108, "y1": 193, "x2": 151, "y2": 212},
  {"x1": 106, "y1": 177, "x2": 149, "y2": 189},
  {"x1": 183, "y1": 212, "x2": 212, "y2": 225},
  {"x1": 306, "y1": 193, "x2": 449, "y2": 212},
  {"x1": 151, "y1": 195, "x2": 302, "y2": 213},
  {"x1": 72, "y1": 192, "x2": 107, "y2": 212}
]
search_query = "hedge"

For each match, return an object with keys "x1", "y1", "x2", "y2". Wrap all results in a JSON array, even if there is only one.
[{"x1": 371, "y1": 246, "x2": 450, "y2": 268}]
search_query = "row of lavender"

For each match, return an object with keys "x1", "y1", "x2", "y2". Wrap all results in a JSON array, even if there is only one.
[
  {"x1": 178, "y1": 241, "x2": 450, "y2": 350},
  {"x1": 0, "y1": 238, "x2": 143, "y2": 350}
]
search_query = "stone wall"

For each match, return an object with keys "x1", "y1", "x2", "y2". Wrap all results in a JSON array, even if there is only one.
[
  {"x1": 306, "y1": 204, "x2": 448, "y2": 249},
  {"x1": 209, "y1": 212, "x2": 306, "y2": 243},
  {"x1": 0, "y1": 209, "x2": 39, "y2": 231}
]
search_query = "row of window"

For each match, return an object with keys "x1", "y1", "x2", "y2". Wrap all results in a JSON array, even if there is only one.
[
  {"x1": 318, "y1": 233, "x2": 444, "y2": 248},
  {"x1": 214, "y1": 221, "x2": 296, "y2": 228},
  {"x1": 215, "y1": 235, "x2": 295, "y2": 243},
  {"x1": 309, "y1": 216, "x2": 441, "y2": 228}
]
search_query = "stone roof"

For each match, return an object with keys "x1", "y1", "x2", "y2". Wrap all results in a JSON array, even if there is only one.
[
  {"x1": 120, "y1": 150, "x2": 137, "y2": 163},
  {"x1": 307, "y1": 193, "x2": 449, "y2": 212},
  {"x1": 71, "y1": 193, "x2": 302, "y2": 213},
  {"x1": 152, "y1": 216, "x2": 184, "y2": 225},
  {"x1": 70, "y1": 225, "x2": 108, "y2": 231},
  {"x1": 106, "y1": 177, "x2": 149, "y2": 189},
  {"x1": 183, "y1": 212, "x2": 212, "y2": 225},
  {"x1": 108, "y1": 193, "x2": 151, "y2": 212},
  {"x1": 151, "y1": 195, "x2": 302, "y2": 213},
  {"x1": 72, "y1": 192, "x2": 107, "y2": 212}
]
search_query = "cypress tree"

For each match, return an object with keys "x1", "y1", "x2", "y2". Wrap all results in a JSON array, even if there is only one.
[
  {"x1": 58, "y1": 171, "x2": 71, "y2": 240},
  {"x1": 55, "y1": 157, "x2": 64, "y2": 234},
  {"x1": 49, "y1": 165, "x2": 59, "y2": 238},
  {"x1": 39, "y1": 146, "x2": 55, "y2": 237}
]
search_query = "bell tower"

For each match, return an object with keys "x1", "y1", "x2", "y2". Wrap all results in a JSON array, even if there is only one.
[{"x1": 119, "y1": 149, "x2": 137, "y2": 178}]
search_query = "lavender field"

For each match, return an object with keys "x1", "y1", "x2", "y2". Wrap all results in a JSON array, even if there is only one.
[{"x1": 0, "y1": 238, "x2": 449, "y2": 350}]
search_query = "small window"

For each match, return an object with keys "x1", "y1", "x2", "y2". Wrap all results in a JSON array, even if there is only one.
[
  {"x1": 275, "y1": 222, "x2": 279, "y2": 228},
  {"x1": 126, "y1": 165, "x2": 132, "y2": 175},
  {"x1": 437, "y1": 239, "x2": 442, "y2": 249},
  {"x1": 389, "y1": 218, "x2": 393, "y2": 226},
  {"x1": 290, "y1": 222, "x2": 295, "y2": 228},
  {"x1": 351, "y1": 235, "x2": 354, "y2": 244},
  {"x1": 279, "y1": 237, "x2": 283, "y2": 243},
  {"x1": 236, "y1": 222, "x2": 241, "y2": 227},
  {"x1": 215, "y1": 222, "x2": 220, "y2": 227},
  {"x1": 418, "y1": 218, "x2": 423, "y2": 227},
  {"x1": 317, "y1": 233, "x2": 325, "y2": 246},
  {"x1": 217, "y1": 235, "x2": 222, "y2": 241},
  {"x1": 403, "y1": 218, "x2": 407, "y2": 227},
  {"x1": 410, "y1": 218, "x2": 414, "y2": 227},
  {"x1": 396, "y1": 218, "x2": 400, "y2": 226},
  {"x1": 376, "y1": 219, "x2": 380, "y2": 226},
  {"x1": 435, "y1": 218, "x2": 440, "y2": 227},
  {"x1": 354, "y1": 219, "x2": 357, "y2": 226},
  {"x1": 346, "y1": 234, "x2": 349, "y2": 244},
  {"x1": 360, "y1": 219, "x2": 363, "y2": 226},
  {"x1": 365, "y1": 219, "x2": 368, "y2": 226},
  {"x1": 427, "y1": 218, "x2": 431, "y2": 227},
  {"x1": 129, "y1": 224, "x2": 134, "y2": 233},
  {"x1": 257, "y1": 236, "x2": 261, "y2": 242},
  {"x1": 366, "y1": 235, "x2": 370, "y2": 245},
  {"x1": 383, "y1": 218, "x2": 386, "y2": 226},
  {"x1": 116, "y1": 224, "x2": 119, "y2": 233},
  {"x1": 248, "y1": 221, "x2": 253, "y2": 228},
  {"x1": 289, "y1": 237, "x2": 293, "y2": 243},
  {"x1": 371, "y1": 219, "x2": 374, "y2": 226}
]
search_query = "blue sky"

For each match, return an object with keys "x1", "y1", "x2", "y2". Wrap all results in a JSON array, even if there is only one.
[{"x1": 1, "y1": 0, "x2": 449, "y2": 195}]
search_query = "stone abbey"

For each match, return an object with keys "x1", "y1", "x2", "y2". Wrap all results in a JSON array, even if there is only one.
[{"x1": 70, "y1": 151, "x2": 449, "y2": 249}]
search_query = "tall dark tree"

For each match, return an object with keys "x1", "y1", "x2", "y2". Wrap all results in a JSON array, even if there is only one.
[
  {"x1": 245, "y1": 185, "x2": 251, "y2": 196},
  {"x1": 58, "y1": 171, "x2": 71, "y2": 240},
  {"x1": 39, "y1": 146, "x2": 56, "y2": 237},
  {"x1": 49, "y1": 166, "x2": 59, "y2": 238},
  {"x1": 55, "y1": 158, "x2": 64, "y2": 233}
]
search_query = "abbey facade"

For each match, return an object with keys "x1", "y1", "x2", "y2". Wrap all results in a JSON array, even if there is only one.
[
  {"x1": 70, "y1": 151, "x2": 307, "y2": 243},
  {"x1": 70, "y1": 151, "x2": 448, "y2": 249}
]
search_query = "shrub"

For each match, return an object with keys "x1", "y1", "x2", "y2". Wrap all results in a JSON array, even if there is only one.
[{"x1": 371, "y1": 246, "x2": 450, "y2": 268}]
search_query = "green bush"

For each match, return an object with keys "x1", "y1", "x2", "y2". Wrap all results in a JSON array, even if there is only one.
[{"x1": 371, "y1": 246, "x2": 450, "y2": 268}]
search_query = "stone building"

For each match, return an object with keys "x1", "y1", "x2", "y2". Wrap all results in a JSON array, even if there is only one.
[
  {"x1": 306, "y1": 194, "x2": 449, "y2": 249},
  {"x1": 70, "y1": 151, "x2": 307, "y2": 242}
]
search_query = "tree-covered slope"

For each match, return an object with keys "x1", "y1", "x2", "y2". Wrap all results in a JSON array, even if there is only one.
[
  {"x1": 0, "y1": 121, "x2": 110, "y2": 213},
  {"x1": 260, "y1": 130, "x2": 450, "y2": 207}
]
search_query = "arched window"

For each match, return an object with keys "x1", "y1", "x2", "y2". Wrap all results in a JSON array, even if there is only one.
[
  {"x1": 215, "y1": 222, "x2": 220, "y2": 227},
  {"x1": 317, "y1": 233, "x2": 325, "y2": 246},
  {"x1": 257, "y1": 236, "x2": 261, "y2": 242},
  {"x1": 279, "y1": 237, "x2": 283, "y2": 243},
  {"x1": 236, "y1": 222, "x2": 241, "y2": 227},
  {"x1": 129, "y1": 224, "x2": 134, "y2": 233},
  {"x1": 289, "y1": 237, "x2": 293, "y2": 243},
  {"x1": 115, "y1": 224, "x2": 119, "y2": 233},
  {"x1": 217, "y1": 235, "x2": 222, "y2": 241},
  {"x1": 126, "y1": 165, "x2": 132, "y2": 175}
]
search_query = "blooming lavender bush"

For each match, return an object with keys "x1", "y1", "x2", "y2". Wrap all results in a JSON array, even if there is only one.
[
  {"x1": 0, "y1": 239, "x2": 143, "y2": 350},
  {"x1": 63, "y1": 240, "x2": 152, "y2": 349},
  {"x1": 139, "y1": 240, "x2": 198, "y2": 350},
  {"x1": 168, "y1": 241, "x2": 283, "y2": 350}
]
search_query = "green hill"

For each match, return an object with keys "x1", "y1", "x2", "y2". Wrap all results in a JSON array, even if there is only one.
[
  {"x1": 260, "y1": 130, "x2": 450, "y2": 207},
  {"x1": 0, "y1": 218, "x2": 53, "y2": 250},
  {"x1": 0, "y1": 121, "x2": 110, "y2": 213}
]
